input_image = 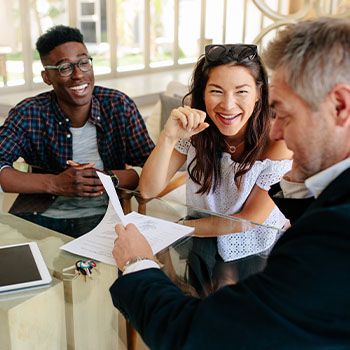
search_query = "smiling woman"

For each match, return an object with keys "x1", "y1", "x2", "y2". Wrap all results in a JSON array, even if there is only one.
[
  {"x1": 203, "y1": 65, "x2": 259, "y2": 142},
  {"x1": 139, "y1": 43, "x2": 292, "y2": 295}
]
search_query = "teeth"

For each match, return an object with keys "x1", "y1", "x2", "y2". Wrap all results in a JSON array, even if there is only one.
[
  {"x1": 219, "y1": 113, "x2": 240, "y2": 119},
  {"x1": 70, "y1": 84, "x2": 88, "y2": 91}
]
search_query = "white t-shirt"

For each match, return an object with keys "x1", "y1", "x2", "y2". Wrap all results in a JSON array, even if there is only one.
[
  {"x1": 42, "y1": 122, "x2": 108, "y2": 219},
  {"x1": 175, "y1": 138, "x2": 292, "y2": 261}
]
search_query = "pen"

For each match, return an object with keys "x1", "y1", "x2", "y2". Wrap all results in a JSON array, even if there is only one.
[{"x1": 66, "y1": 160, "x2": 95, "y2": 167}]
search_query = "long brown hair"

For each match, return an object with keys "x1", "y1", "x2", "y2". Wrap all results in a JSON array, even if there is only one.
[{"x1": 184, "y1": 52, "x2": 271, "y2": 195}]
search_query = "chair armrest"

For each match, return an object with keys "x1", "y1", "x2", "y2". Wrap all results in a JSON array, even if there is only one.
[
  {"x1": 136, "y1": 172, "x2": 186, "y2": 215},
  {"x1": 157, "y1": 171, "x2": 186, "y2": 197}
]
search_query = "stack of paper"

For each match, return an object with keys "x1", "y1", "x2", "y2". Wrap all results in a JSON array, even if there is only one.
[{"x1": 60, "y1": 172, "x2": 193, "y2": 265}]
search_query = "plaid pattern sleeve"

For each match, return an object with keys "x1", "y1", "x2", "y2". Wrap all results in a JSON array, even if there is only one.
[
  {"x1": 0, "y1": 92, "x2": 73, "y2": 173},
  {"x1": 0, "y1": 107, "x2": 28, "y2": 169}
]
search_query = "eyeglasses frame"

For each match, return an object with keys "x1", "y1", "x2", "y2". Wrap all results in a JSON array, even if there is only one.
[{"x1": 43, "y1": 57, "x2": 93, "y2": 77}]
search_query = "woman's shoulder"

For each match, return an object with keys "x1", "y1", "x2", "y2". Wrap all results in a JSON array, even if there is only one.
[{"x1": 260, "y1": 140, "x2": 293, "y2": 161}]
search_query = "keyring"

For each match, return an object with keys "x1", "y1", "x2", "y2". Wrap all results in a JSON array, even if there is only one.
[
  {"x1": 75, "y1": 259, "x2": 96, "y2": 276},
  {"x1": 63, "y1": 259, "x2": 98, "y2": 281}
]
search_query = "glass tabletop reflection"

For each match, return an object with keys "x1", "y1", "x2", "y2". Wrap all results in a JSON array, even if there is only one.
[{"x1": 0, "y1": 189, "x2": 283, "y2": 298}]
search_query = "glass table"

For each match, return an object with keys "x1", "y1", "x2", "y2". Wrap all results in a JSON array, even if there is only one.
[
  {"x1": 130, "y1": 189, "x2": 282, "y2": 296},
  {"x1": 0, "y1": 189, "x2": 283, "y2": 349},
  {"x1": 0, "y1": 193, "x2": 118, "y2": 350}
]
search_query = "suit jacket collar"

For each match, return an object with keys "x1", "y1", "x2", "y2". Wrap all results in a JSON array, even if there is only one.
[
  {"x1": 269, "y1": 183, "x2": 314, "y2": 225},
  {"x1": 269, "y1": 168, "x2": 350, "y2": 225}
]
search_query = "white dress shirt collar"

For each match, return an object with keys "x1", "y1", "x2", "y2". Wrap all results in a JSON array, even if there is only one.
[{"x1": 305, "y1": 158, "x2": 350, "y2": 198}]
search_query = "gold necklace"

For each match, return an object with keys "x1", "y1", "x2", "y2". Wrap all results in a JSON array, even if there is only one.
[{"x1": 223, "y1": 139, "x2": 244, "y2": 154}]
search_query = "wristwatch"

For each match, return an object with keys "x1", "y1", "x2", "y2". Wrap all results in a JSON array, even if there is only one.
[
  {"x1": 122, "y1": 256, "x2": 150, "y2": 272},
  {"x1": 121, "y1": 256, "x2": 161, "y2": 272},
  {"x1": 107, "y1": 170, "x2": 120, "y2": 188}
]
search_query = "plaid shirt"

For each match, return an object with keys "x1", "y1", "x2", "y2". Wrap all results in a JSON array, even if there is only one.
[{"x1": 0, "y1": 86, "x2": 154, "y2": 172}]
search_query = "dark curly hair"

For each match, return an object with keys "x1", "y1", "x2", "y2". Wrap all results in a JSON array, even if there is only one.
[
  {"x1": 36, "y1": 25, "x2": 84, "y2": 57},
  {"x1": 185, "y1": 49, "x2": 271, "y2": 195}
]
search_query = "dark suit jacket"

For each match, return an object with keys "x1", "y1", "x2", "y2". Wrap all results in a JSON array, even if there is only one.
[{"x1": 110, "y1": 168, "x2": 350, "y2": 350}]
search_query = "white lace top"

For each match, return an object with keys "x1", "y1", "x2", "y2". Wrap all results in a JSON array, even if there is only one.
[{"x1": 175, "y1": 138, "x2": 292, "y2": 261}]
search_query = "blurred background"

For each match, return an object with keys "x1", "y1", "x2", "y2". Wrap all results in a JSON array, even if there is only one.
[{"x1": 0, "y1": 0, "x2": 349, "y2": 93}]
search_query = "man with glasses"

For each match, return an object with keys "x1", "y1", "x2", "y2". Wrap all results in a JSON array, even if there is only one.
[
  {"x1": 0, "y1": 25, "x2": 154, "y2": 237},
  {"x1": 110, "y1": 17, "x2": 350, "y2": 349}
]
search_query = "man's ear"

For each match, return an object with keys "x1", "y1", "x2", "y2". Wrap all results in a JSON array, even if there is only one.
[
  {"x1": 41, "y1": 70, "x2": 52, "y2": 86},
  {"x1": 331, "y1": 84, "x2": 350, "y2": 127}
]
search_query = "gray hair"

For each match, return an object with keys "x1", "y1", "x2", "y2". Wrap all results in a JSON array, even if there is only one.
[{"x1": 262, "y1": 17, "x2": 350, "y2": 110}]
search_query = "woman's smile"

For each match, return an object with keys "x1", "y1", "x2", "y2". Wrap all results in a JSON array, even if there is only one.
[
  {"x1": 204, "y1": 64, "x2": 259, "y2": 137},
  {"x1": 215, "y1": 112, "x2": 243, "y2": 125}
]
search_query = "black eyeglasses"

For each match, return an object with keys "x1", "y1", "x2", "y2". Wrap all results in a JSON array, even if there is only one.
[
  {"x1": 44, "y1": 57, "x2": 93, "y2": 77},
  {"x1": 203, "y1": 44, "x2": 257, "y2": 70}
]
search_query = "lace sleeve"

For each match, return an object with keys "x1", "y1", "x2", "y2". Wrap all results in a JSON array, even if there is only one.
[
  {"x1": 256, "y1": 159, "x2": 292, "y2": 191},
  {"x1": 175, "y1": 138, "x2": 191, "y2": 155}
]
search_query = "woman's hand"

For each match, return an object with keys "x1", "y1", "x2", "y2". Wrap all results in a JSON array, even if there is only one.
[{"x1": 163, "y1": 106, "x2": 209, "y2": 141}]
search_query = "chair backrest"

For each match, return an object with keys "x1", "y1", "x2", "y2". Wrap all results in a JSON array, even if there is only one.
[
  {"x1": 0, "y1": 104, "x2": 11, "y2": 126},
  {"x1": 146, "y1": 81, "x2": 188, "y2": 143},
  {"x1": 159, "y1": 93, "x2": 183, "y2": 129},
  {"x1": 159, "y1": 81, "x2": 188, "y2": 130}
]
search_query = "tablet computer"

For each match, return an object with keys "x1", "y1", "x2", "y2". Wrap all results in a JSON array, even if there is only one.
[{"x1": 0, "y1": 242, "x2": 52, "y2": 293}]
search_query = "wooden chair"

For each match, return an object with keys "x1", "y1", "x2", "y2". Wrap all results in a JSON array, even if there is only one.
[
  {"x1": 0, "y1": 47, "x2": 11, "y2": 86},
  {"x1": 137, "y1": 171, "x2": 186, "y2": 214}
]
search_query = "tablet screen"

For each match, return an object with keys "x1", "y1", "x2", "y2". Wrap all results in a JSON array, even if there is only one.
[
  {"x1": 0, "y1": 242, "x2": 52, "y2": 292},
  {"x1": 0, "y1": 245, "x2": 41, "y2": 286}
]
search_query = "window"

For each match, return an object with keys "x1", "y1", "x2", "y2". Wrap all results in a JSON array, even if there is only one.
[
  {"x1": 0, "y1": 0, "x2": 346, "y2": 91},
  {"x1": 0, "y1": 0, "x2": 23, "y2": 87},
  {"x1": 116, "y1": 0, "x2": 145, "y2": 72},
  {"x1": 150, "y1": 0, "x2": 174, "y2": 68},
  {"x1": 178, "y1": 0, "x2": 201, "y2": 64},
  {"x1": 31, "y1": 0, "x2": 68, "y2": 83},
  {"x1": 78, "y1": 0, "x2": 110, "y2": 75}
]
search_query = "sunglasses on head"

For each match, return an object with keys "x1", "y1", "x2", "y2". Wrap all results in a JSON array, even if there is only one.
[{"x1": 203, "y1": 44, "x2": 258, "y2": 70}]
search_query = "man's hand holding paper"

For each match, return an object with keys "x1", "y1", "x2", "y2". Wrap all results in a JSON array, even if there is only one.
[
  {"x1": 60, "y1": 171, "x2": 193, "y2": 266},
  {"x1": 113, "y1": 223, "x2": 155, "y2": 271}
]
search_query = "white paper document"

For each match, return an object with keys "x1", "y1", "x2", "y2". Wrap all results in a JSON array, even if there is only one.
[
  {"x1": 96, "y1": 171, "x2": 127, "y2": 225},
  {"x1": 60, "y1": 173, "x2": 193, "y2": 265}
]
